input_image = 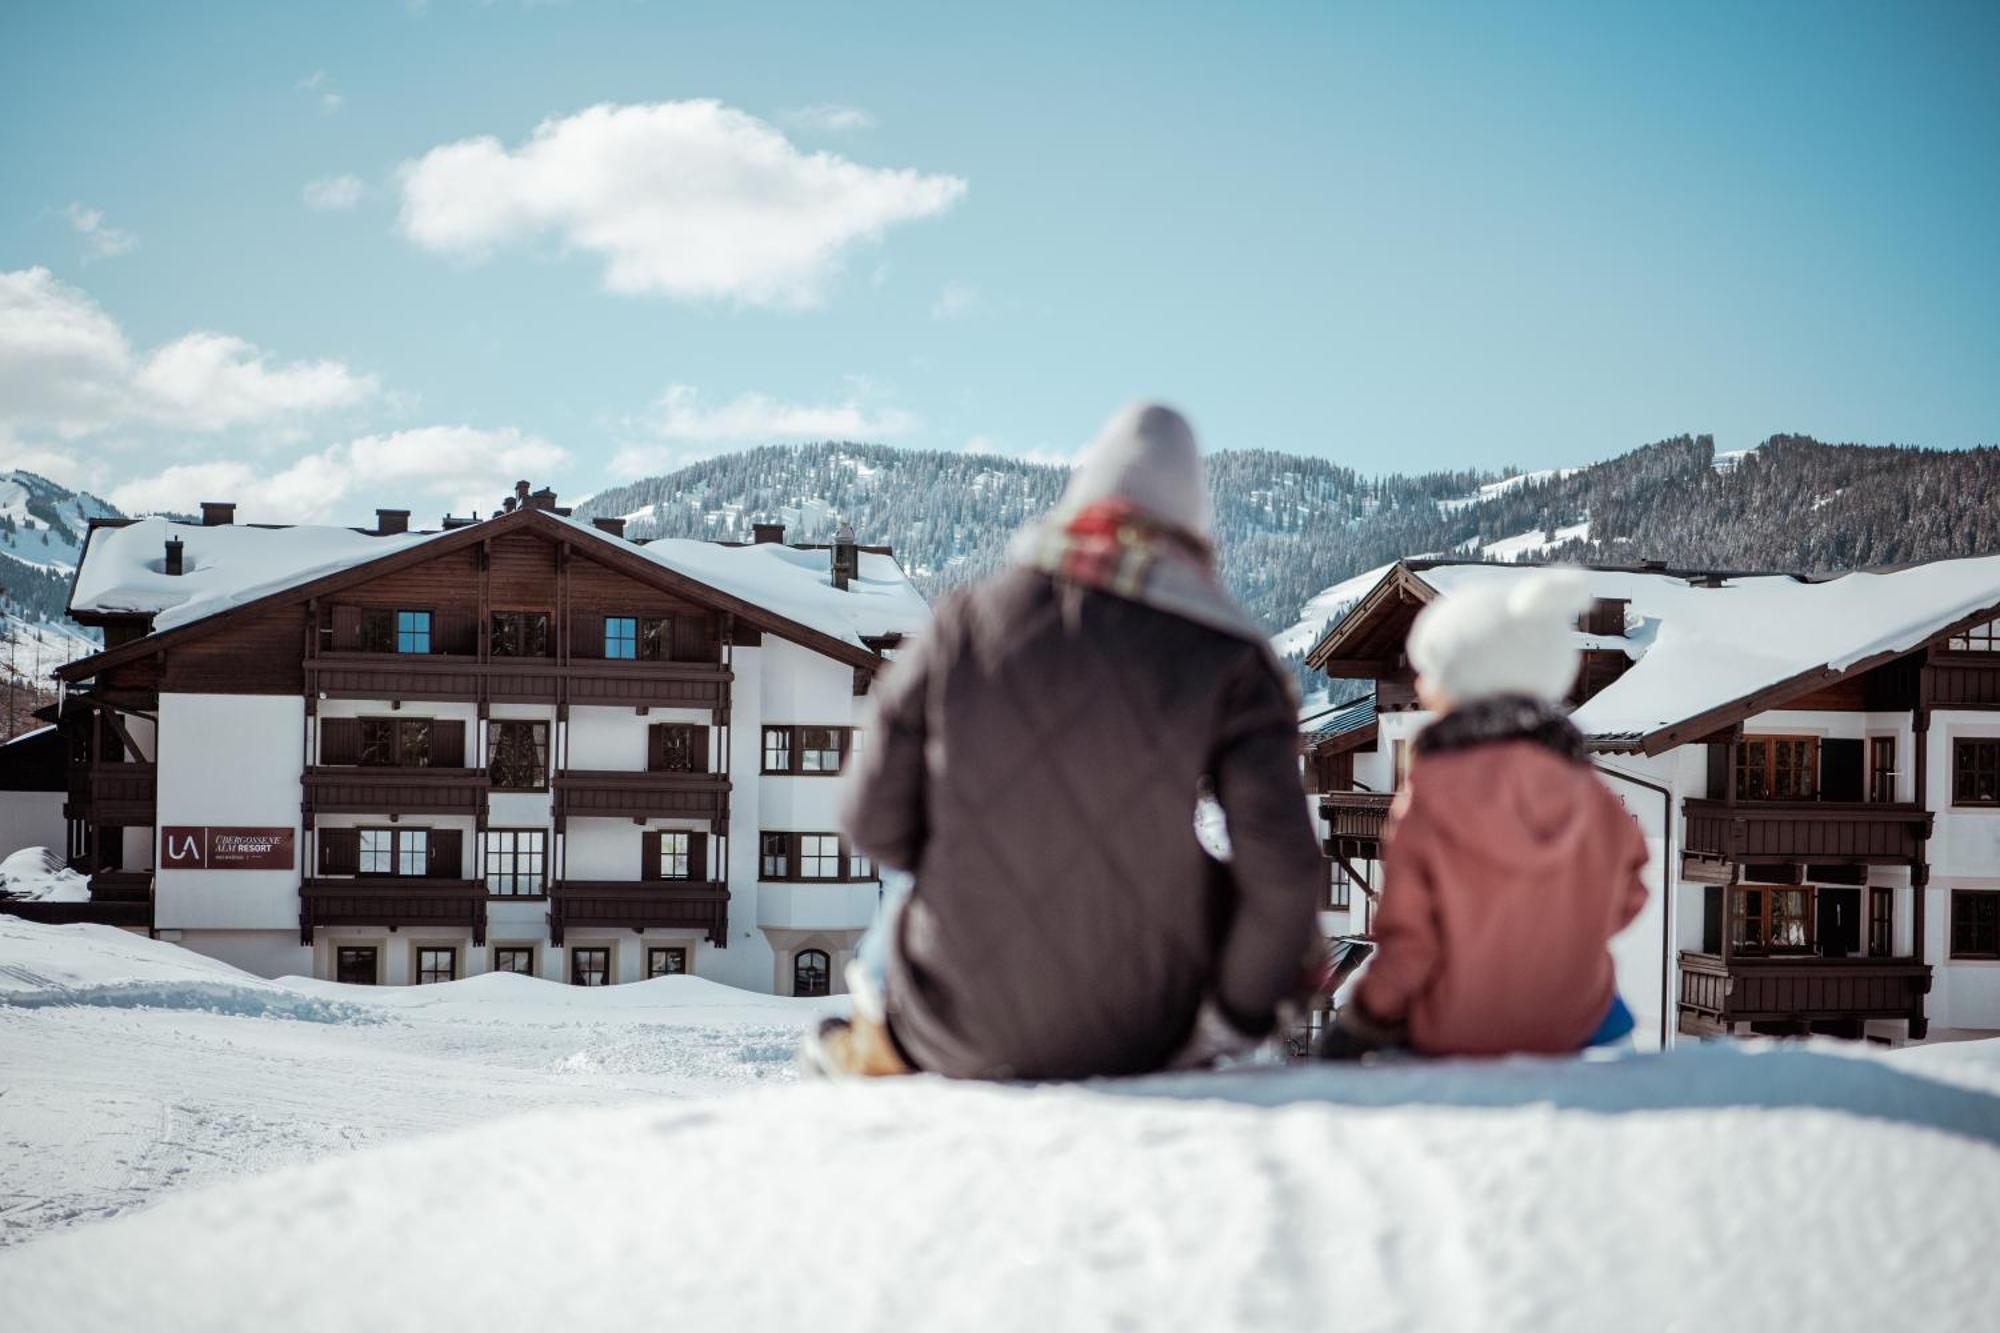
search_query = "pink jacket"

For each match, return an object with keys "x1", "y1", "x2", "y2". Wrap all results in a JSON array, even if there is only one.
[{"x1": 1357, "y1": 740, "x2": 1649, "y2": 1056}]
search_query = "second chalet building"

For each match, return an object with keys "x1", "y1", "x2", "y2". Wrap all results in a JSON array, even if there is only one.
[
  {"x1": 37, "y1": 490, "x2": 928, "y2": 996},
  {"x1": 1302, "y1": 555, "x2": 2000, "y2": 1047}
]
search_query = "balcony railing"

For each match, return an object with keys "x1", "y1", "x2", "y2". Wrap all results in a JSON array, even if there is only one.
[
  {"x1": 1681, "y1": 800, "x2": 1931, "y2": 864},
  {"x1": 1319, "y1": 790, "x2": 1394, "y2": 852},
  {"x1": 0, "y1": 867, "x2": 153, "y2": 930},
  {"x1": 64, "y1": 763, "x2": 157, "y2": 825},
  {"x1": 304, "y1": 653, "x2": 731, "y2": 713},
  {"x1": 1677, "y1": 950, "x2": 1930, "y2": 1035},
  {"x1": 548, "y1": 880, "x2": 729, "y2": 946},
  {"x1": 299, "y1": 878, "x2": 487, "y2": 944},
  {"x1": 304, "y1": 766, "x2": 490, "y2": 816},
  {"x1": 553, "y1": 770, "x2": 731, "y2": 829}
]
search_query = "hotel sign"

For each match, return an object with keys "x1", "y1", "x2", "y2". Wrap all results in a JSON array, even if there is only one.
[{"x1": 161, "y1": 827, "x2": 295, "y2": 871}]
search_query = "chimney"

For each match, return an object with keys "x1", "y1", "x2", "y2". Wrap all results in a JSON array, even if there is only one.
[
  {"x1": 526, "y1": 487, "x2": 558, "y2": 512},
  {"x1": 376, "y1": 508, "x2": 410, "y2": 536},
  {"x1": 164, "y1": 536, "x2": 185, "y2": 576},
  {"x1": 200, "y1": 501, "x2": 236, "y2": 526},
  {"x1": 1580, "y1": 597, "x2": 1628, "y2": 637},
  {"x1": 831, "y1": 522, "x2": 859, "y2": 591},
  {"x1": 752, "y1": 521, "x2": 786, "y2": 545},
  {"x1": 592, "y1": 516, "x2": 627, "y2": 539},
  {"x1": 514, "y1": 480, "x2": 531, "y2": 503}
]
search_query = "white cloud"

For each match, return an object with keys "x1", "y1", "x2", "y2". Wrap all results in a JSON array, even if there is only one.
[
  {"x1": 298, "y1": 71, "x2": 343, "y2": 114},
  {"x1": 647, "y1": 383, "x2": 917, "y2": 442},
  {"x1": 303, "y1": 174, "x2": 365, "y2": 211},
  {"x1": 0, "y1": 266, "x2": 376, "y2": 448},
  {"x1": 64, "y1": 203, "x2": 137, "y2": 260},
  {"x1": 781, "y1": 103, "x2": 877, "y2": 134},
  {"x1": 106, "y1": 426, "x2": 569, "y2": 525},
  {"x1": 396, "y1": 100, "x2": 966, "y2": 306},
  {"x1": 931, "y1": 279, "x2": 978, "y2": 320}
]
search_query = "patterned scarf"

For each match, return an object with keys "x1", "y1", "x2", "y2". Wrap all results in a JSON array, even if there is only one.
[{"x1": 1414, "y1": 694, "x2": 1588, "y2": 765}]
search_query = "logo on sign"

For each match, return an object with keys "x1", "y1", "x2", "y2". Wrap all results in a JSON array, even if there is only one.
[{"x1": 160, "y1": 827, "x2": 296, "y2": 871}]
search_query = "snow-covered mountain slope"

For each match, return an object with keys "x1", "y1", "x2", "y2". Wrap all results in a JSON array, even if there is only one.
[
  {"x1": 0, "y1": 471, "x2": 121, "y2": 690},
  {"x1": 0, "y1": 916, "x2": 1994, "y2": 1330},
  {"x1": 0, "y1": 470, "x2": 120, "y2": 571}
]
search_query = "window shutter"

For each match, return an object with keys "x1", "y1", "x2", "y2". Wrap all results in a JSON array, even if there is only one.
[
  {"x1": 641, "y1": 830, "x2": 662, "y2": 881},
  {"x1": 580, "y1": 615, "x2": 604, "y2": 659},
  {"x1": 432, "y1": 720, "x2": 466, "y2": 769},
  {"x1": 433, "y1": 609, "x2": 474, "y2": 656},
  {"x1": 691, "y1": 727, "x2": 710, "y2": 774},
  {"x1": 647, "y1": 724, "x2": 666, "y2": 772},
  {"x1": 331, "y1": 605, "x2": 363, "y2": 651},
  {"x1": 429, "y1": 828, "x2": 463, "y2": 879},
  {"x1": 689, "y1": 832, "x2": 708, "y2": 882},
  {"x1": 674, "y1": 615, "x2": 707, "y2": 662},
  {"x1": 320, "y1": 717, "x2": 362, "y2": 766},
  {"x1": 319, "y1": 828, "x2": 360, "y2": 876}
]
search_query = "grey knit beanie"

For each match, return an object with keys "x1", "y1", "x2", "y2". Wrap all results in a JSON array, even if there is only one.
[{"x1": 1053, "y1": 402, "x2": 1214, "y2": 539}]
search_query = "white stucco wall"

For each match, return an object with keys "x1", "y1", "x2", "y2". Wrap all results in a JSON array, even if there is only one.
[{"x1": 155, "y1": 693, "x2": 307, "y2": 931}]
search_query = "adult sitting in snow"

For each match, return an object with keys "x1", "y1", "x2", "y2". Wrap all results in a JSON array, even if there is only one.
[
  {"x1": 806, "y1": 402, "x2": 1325, "y2": 1080},
  {"x1": 1316, "y1": 570, "x2": 1651, "y2": 1062}
]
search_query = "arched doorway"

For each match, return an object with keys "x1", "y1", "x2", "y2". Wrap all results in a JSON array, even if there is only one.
[{"x1": 793, "y1": 948, "x2": 831, "y2": 998}]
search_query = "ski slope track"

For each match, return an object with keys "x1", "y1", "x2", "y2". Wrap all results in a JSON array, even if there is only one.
[{"x1": 0, "y1": 921, "x2": 1996, "y2": 1331}]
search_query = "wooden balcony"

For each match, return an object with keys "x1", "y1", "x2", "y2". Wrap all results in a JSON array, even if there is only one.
[
  {"x1": 1681, "y1": 799, "x2": 1931, "y2": 865},
  {"x1": 554, "y1": 770, "x2": 730, "y2": 831},
  {"x1": 64, "y1": 762, "x2": 157, "y2": 825},
  {"x1": 1927, "y1": 650, "x2": 2000, "y2": 708},
  {"x1": 549, "y1": 880, "x2": 729, "y2": 946},
  {"x1": 1677, "y1": 950, "x2": 1930, "y2": 1036},
  {"x1": 304, "y1": 653, "x2": 731, "y2": 714},
  {"x1": 304, "y1": 766, "x2": 490, "y2": 817},
  {"x1": 299, "y1": 878, "x2": 487, "y2": 945},
  {"x1": 1319, "y1": 790, "x2": 1394, "y2": 856}
]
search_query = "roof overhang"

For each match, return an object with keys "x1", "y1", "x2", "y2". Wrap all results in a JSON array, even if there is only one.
[
  {"x1": 1302, "y1": 563, "x2": 1438, "y2": 674},
  {"x1": 57, "y1": 507, "x2": 893, "y2": 685}
]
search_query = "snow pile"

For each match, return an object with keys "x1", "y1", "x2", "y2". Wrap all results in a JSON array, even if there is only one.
[
  {"x1": 1417, "y1": 557, "x2": 2000, "y2": 740},
  {"x1": 3, "y1": 1041, "x2": 1997, "y2": 1331},
  {"x1": 0, "y1": 917, "x2": 368, "y2": 1022},
  {"x1": 0, "y1": 846, "x2": 90, "y2": 903}
]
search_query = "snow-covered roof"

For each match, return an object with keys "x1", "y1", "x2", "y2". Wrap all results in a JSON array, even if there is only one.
[
  {"x1": 1408, "y1": 557, "x2": 2000, "y2": 742},
  {"x1": 68, "y1": 511, "x2": 928, "y2": 654}
]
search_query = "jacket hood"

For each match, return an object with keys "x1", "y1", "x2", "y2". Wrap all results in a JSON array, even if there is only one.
[
  {"x1": 1050, "y1": 402, "x2": 1213, "y2": 539},
  {"x1": 1402, "y1": 742, "x2": 1604, "y2": 870}
]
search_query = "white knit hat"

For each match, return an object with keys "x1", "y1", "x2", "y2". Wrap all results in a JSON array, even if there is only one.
[
  {"x1": 1052, "y1": 402, "x2": 1214, "y2": 539},
  {"x1": 1407, "y1": 568, "x2": 1593, "y2": 706}
]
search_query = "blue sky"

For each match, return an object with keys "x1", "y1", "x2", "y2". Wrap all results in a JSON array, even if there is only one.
[{"x1": 2, "y1": 0, "x2": 1996, "y2": 523}]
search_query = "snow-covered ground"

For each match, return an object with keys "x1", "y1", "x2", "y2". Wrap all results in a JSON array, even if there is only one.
[{"x1": 2, "y1": 919, "x2": 1997, "y2": 1331}]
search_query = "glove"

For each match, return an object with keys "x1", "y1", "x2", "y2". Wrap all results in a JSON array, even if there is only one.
[
  {"x1": 1313, "y1": 998, "x2": 1407, "y2": 1063},
  {"x1": 1168, "y1": 998, "x2": 1262, "y2": 1071}
]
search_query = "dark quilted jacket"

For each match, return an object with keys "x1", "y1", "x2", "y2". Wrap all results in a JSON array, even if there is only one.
[{"x1": 843, "y1": 567, "x2": 1325, "y2": 1079}]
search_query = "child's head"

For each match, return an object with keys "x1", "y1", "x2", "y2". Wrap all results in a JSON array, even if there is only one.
[{"x1": 1408, "y1": 568, "x2": 1593, "y2": 714}]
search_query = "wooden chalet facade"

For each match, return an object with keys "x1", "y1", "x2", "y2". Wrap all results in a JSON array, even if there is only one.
[
  {"x1": 16, "y1": 491, "x2": 926, "y2": 995},
  {"x1": 1301, "y1": 557, "x2": 2000, "y2": 1046}
]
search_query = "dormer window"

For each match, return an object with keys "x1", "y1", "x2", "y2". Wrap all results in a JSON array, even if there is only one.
[{"x1": 1946, "y1": 617, "x2": 1999, "y2": 652}]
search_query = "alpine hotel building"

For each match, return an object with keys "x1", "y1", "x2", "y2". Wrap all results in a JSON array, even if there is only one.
[{"x1": 27, "y1": 487, "x2": 928, "y2": 996}]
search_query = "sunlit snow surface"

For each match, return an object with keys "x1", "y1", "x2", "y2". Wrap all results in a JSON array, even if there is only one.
[{"x1": 2, "y1": 918, "x2": 1997, "y2": 1331}]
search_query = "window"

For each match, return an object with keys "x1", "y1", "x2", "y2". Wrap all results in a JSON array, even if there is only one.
[
  {"x1": 850, "y1": 851, "x2": 875, "y2": 881},
  {"x1": 762, "y1": 725, "x2": 855, "y2": 775},
  {"x1": 397, "y1": 829, "x2": 430, "y2": 877},
  {"x1": 794, "y1": 949, "x2": 830, "y2": 998},
  {"x1": 1951, "y1": 891, "x2": 1999, "y2": 959},
  {"x1": 490, "y1": 611, "x2": 550, "y2": 658},
  {"x1": 488, "y1": 721, "x2": 550, "y2": 790},
  {"x1": 1869, "y1": 737, "x2": 1897, "y2": 804},
  {"x1": 639, "y1": 617, "x2": 670, "y2": 661},
  {"x1": 493, "y1": 947, "x2": 536, "y2": 976},
  {"x1": 570, "y1": 948, "x2": 611, "y2": 987},
  {"x1": 484, "y1": 830, "x2": 546, "y2": 896},
  {"x1": 1391, "y1": 739, "x2": 1410, "y2": 791},
  {"x1": 359, "y1": 827, "x2": 431, "y2": 877},
  {"x1": 1868, "y1": 887, "x2": 1893, "y2": 958},
  {"x1": 1729, "y1": 886, "x2": 1813, "y2": 954},
  {"x1": 1953, "y1": 739, "x2": 2000, "y2": 807},
  {"x1": 659, "y1": 831, "x2": 692, "y2": 880},
  {"x1": 335, "y1": 946, "x2": 377, "y2": 985},
  {"x1": 647, "y1": 947, "x2": 687, "y2": 979},
  {"x1": 1945, "y1": 617, "x2": 2000, "y2": 653},
  {"x1": 397, "y1": 610, "x2": 432, "y2": 655},
  {"x1": 605, "y1": 616, "x2": 638, "y2": 660},
  {"x1": 760, "y1": 832, "x2": 790, "y2": 880},
  {"x1": 360, "y1": 717, "x2": 433, "y2": 768},
  {"x1": 651, "y1": 724, "x2": 702, "y2": 774},
  {"x1": 762, "y1": 727, "x2": 792, "y2": 774},
  {"x1": 359, "y1": 828, "x2": 396, "y2": 876},
  {"x1": 1736, "y1": 735, "x2": 1819, "y2": 801},
  {"x1": 799, "y1": 834, "x2": 842, "y2": 879},
  {"x1": 416, "y1": 947, "x2": 456, "y2": 985},
  {"x1": 1328, "y1": 859, "x2": 1352, "y2": 910}
]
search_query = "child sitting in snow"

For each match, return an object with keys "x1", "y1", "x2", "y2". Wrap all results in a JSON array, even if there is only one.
[{"x1": 1316, "y1": 570, "x2": 1650, "y2": 1061}]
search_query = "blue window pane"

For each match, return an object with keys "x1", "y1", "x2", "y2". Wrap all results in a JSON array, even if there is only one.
[
  {"x1": 605, "y1": 616, "x2": 637, "y2": 660},
  {"x1": 396, "y1": 610, "x2": 432, "y2": 654}
]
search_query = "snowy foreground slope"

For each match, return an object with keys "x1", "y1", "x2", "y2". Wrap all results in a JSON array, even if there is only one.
[{"x1": 2, "y1": 923, "x2": 1998, "y2": 1332}]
